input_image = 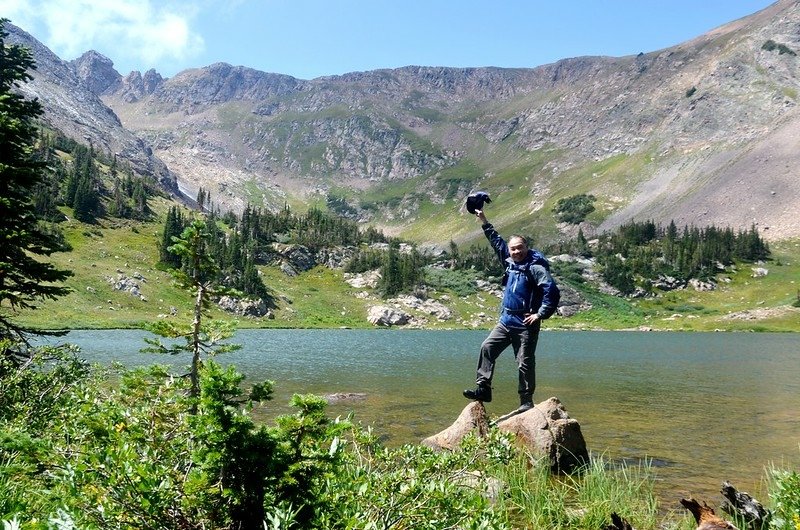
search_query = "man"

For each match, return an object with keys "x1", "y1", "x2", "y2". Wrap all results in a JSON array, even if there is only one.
[{"x1": 463, "y1": 208, "x2": 560, "y2": 412}]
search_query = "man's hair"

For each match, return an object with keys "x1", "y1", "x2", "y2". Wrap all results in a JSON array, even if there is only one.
[{"x1": 509, "y1": 234, "x2": 529, "y2": 247}]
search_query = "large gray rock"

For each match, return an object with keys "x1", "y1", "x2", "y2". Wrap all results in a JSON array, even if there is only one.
[
  {"x1": 272, "y1": 243, "x2": 317, "y2": 272},
  {"x1": 555, "y1": 282, "x2": 592, "y2": 317},
  {"x1": 422, "y1": 397, "x2": 588, "y2": 473},
  {"x1": 216, "y1": 295, "x2": 271, "y2": 317},
  {"x1": 497, "y1": 397, "x2": 588, "y2": 473},
  {"x1": 367, "y1": 305, "x2": 411, "y2": 326},
  {"x1": 421, "y1": 401, "x2": 489, "y2": 451},
  {"x1": 316, "y1": 246, "x2": 357, "y2": 269},
  {"x1": 390, "y1": 295, "x2": 453, "y2": 321}
]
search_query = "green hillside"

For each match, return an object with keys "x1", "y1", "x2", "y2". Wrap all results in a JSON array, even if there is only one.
[{"x1": 13, "y1": 194, "x2": 800, "y2": 333}]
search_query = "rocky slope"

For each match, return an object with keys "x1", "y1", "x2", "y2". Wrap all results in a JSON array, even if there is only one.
[
  {"x1": 9, "y1": 1, "x2": 800, "y2": 243},
  {"x1": 5, "y1": 24, "x2": 177, "y2": 192}
]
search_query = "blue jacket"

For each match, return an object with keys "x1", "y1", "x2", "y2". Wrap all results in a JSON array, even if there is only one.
[{"x1": 483, "y1": 223, "x2": 560, "y2": 328}]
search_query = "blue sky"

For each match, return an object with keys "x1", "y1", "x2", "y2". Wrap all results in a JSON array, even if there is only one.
[{"x1": 2, "y1": 0, "x2": 776, "y2": 80}]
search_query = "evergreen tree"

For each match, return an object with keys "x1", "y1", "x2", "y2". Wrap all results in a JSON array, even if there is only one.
[
  {"x1": 0, "y1": 20, "x2": 73, "y2": 358},
  {"x1": 159, "y1": 206, "x2": 185, "y2": 268},
  {"x1": 72, "y1": 172, "x2": 97, "y2": 222}
]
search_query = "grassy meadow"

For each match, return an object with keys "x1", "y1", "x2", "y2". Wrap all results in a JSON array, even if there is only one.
[{"x1": 13, "y1": 197, "x2": 800, "y2": 333}]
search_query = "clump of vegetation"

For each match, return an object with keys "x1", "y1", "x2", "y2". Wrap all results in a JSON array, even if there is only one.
[
  {"x1": 553, "y1": 193, "x2": 597, "y2": 224},
  {"x1": 686, "y1": 86, "x2": 697, "y2": 98},
  {"x1": 762, "y1": 39, "x2": 797, "y2": 56},
  {"x1": 766, "y1": 465, "x2": 800, "y2": 530},
  {"x1": 593, "y1": 220, "x2": 770, "y2": 295}
]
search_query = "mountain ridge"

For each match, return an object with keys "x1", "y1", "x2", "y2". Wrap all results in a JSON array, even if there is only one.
[{"x1": 8, "y1": 0, "x2": 800, "y2": 243}]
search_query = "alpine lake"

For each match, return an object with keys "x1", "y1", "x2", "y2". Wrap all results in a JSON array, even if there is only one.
[{"x1": 48, "y1": 328, "x2": 800, "y2": 506}]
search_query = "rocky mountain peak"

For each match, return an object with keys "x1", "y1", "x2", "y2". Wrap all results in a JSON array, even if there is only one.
[
  {"x1": 71, "y1": 50, "x2": 121, "y2": 95},
  {"x1": 5, "y1": 22, "x2": 177, "y2": 193},
  {"x1": 118, "y1": 68, "x2": 165, "y2": 102}
]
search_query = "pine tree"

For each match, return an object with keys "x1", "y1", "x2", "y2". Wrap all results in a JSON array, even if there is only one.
[{"x1": 0, "y1": 20, "x2": 73, "y2": 356}]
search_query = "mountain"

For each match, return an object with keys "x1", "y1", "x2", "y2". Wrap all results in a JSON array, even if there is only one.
[
  {"x1": 8, "y1": 1, "x2": 800, "y2": 244},
  {"x1": 5, "y1": 24, "x2": 177, "y2": 193}
]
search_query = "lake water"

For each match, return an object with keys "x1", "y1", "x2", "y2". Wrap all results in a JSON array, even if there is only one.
[{"x1": 49, "y1": 329, "x2": 800, "y2": 505}]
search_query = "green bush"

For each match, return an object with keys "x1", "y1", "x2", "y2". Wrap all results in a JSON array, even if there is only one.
[
  {"x1": 553, "y1": 194, "x2": 597, "y2": 224},
  {"x1": 763, "y1": 39, "x2": 797, "y2": 56},
  {"x1": 425, "y1": 266, "x2": 482, "y2": 296},
  {"x1": 767, "y1": 465, "x2": 800, "y2": 530}
]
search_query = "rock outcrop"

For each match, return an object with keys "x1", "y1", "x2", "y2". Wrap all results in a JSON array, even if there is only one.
[
  {"x1": 367, "y1": 305, "x2": 411, "y2": 327},
  {"x1": 216, "y1": 295, "x2": 271, "y2": 318},
  {"x1": 5, "y1": 25, "x2": 177, "y2": 193}
]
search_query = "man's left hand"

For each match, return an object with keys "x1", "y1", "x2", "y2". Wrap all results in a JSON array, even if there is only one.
[{"x1": 523, "y1": 313, "x2": 540, "y2": 326}]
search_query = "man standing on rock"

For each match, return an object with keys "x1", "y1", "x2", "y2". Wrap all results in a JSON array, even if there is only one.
[{"x1": 463, "y1": 207, "x2": 560, "y2": 412}]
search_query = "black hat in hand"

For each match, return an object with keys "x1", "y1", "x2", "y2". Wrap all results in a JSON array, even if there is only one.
[{"x1": 465, "y1": 191, "x2": 491, "y2": 214}]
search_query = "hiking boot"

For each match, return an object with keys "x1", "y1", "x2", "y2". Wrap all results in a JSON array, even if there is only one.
[
  {"x1": 463, "y1": 385, "x2": 492, "y2": 403},
  {"x1": 517, "y1": 394, "x2": 533, "y2": 412}
]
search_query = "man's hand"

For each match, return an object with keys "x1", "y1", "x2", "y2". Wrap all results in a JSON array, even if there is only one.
[
  {"x1": 523, "y1": 313, "x2": 540, "y2": 326},
  {"x1": 475, "y1": 209, "x2": 488, "y2": 224}
]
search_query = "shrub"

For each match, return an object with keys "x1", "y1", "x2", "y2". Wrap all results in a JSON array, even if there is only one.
[
  {"x1": 553, "y1": 194, "x2": 597, "y2": 224},
  {"x1": 767, "y1": 465, "x2": 800, "y2": 530},
  {"x1": 425, "y1": 266, "x2": 482, "y2": 296},
  {"x1": 762, "y1": 39, "x2": 797, "y2": 56}
]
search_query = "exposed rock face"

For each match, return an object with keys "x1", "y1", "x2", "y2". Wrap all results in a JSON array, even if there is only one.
[
  {"x1": 269, "y1": 243, "x2": 317, "y2": 274},
  {"x1": 496, "y1": 397, "x2": 588, "y2": 473},
  {"x1": 345, "y1": 270, "x2": 381, "y2": 289},
  {"x1": 390, "y1": 295, "x2": 453, "y2": 321},
  {"x1": 5, "y1": 24, "x2": 177, "y2": 193},
  {"x1": 316, "y1": 246, "x2": 357, "y2": 269},
  {"x1": 11, "y1": 1, "x2": 800, "y2": 241},
  {"x1": 367, "y1": 305, "x2": 411, "y2": 326},
  {"x1": 652, "y1": 275, "x2": 687, "y2": 291},
  {"x1": 216, "y1": 295, "x2": 271, "y2": 317},
  {"x1": 118, "y1": 69, "x2": 164, "y2": 102},
  {"x1": 555, "y1": 283, "x2": 592, "y2": 317},
  {"x1": 688, "y1": 278, "x2": 717, "y2": 291},
  {"x1": 71, "y1": 50, "x2": 121, "y2": 95}
]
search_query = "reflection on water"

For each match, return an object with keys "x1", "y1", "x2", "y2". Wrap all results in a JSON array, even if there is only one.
[{"x1": 52, "y1": 329, "x2": 800, "y2": 503}]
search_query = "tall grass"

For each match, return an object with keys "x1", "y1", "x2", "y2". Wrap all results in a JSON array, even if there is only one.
[{"x1": 494, "y1": 452, "x2": 660, "y2": 529}]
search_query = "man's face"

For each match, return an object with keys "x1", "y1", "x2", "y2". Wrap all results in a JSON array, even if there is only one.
[{"x1": 509, "y1": 237, "x2": 528, "y2": 264}]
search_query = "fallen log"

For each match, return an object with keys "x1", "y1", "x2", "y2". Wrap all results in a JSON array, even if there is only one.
[{"x1": 720, "y1": 481, "x2": 770, "y2": 530}]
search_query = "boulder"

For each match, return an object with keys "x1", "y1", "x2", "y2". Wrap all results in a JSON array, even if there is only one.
[
  {"x1": 422, "y1": 397, "x2": 588, "y2": 473},
  {"x1": 555, "y1": 283, "x2": 592, "y2": 317},
  {"x1": 272, "y1": 243, "x2": 317, "y2": 272},
  {"x1": 108, "y1": 273, "x2": 142, "y2": 297},
  {"x1": 316, "y1": 246, "x2": 356, "y2": 269},
  {"x1": 652, "y1": 274, "x2": 686, "y2": 291},
  {"x1": 391, "y1": 294, "x2": 453, "y2": 321},
  {"x1": 421, "y1": 401, "x2": 489, "y2": 451},
  {"x1": 367, "y1": 305, "x2": 411, "y2": 326},
  {"x1": 345, "y1": 269, "x2": 381, "y2": 288},
  {"x1": 689, "y1": 278, "x2": 716, "y2": 291},
  {"x1": 497, "y1": 397, "x2": 588, "y2": 473},
  {"x1": 216, "y1": 295, "x2": 270, "y2": 317}
]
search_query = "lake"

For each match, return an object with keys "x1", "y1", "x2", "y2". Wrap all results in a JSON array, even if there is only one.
[{"x1": 49, "y1": 329, "x2": 800, "y2": 505}]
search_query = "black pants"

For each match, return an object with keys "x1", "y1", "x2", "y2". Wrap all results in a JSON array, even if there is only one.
[{"x1": 475, "y1": 320, "x2": 540, "y2": 398}]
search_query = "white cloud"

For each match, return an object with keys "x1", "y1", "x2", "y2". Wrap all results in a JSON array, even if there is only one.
[{"x1": 2, "y1": 0, "x2": 204, "y2": 73}]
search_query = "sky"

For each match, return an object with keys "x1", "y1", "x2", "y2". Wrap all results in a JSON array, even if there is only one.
[{"x1": 2, "y1": 0, "x2": 777, "y2": 80}]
